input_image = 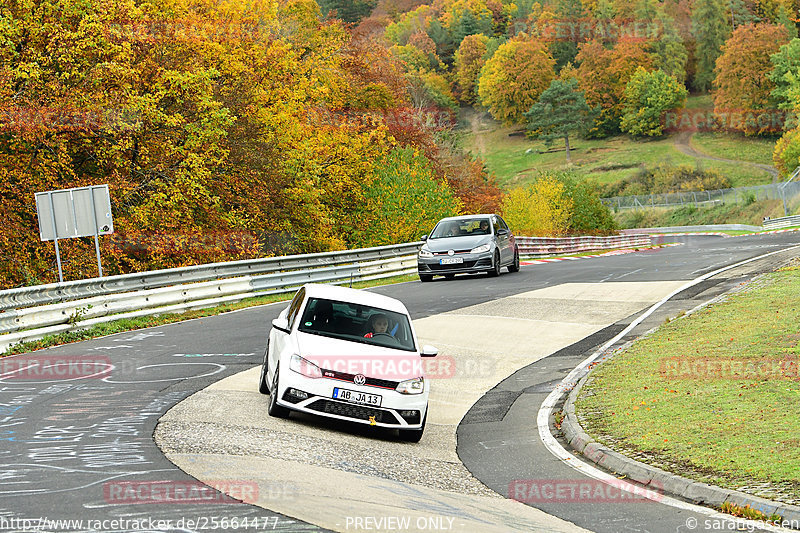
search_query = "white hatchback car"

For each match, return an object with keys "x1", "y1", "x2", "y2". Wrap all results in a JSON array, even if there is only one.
[{"x1": 258, "y1": 283, "x2": 437, "y2": 442}]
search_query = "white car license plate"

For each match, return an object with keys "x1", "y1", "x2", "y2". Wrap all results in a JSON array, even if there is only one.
[
  {"x1": 333, "y1": 387, "x2": 382, "y2": 407},
  {"x1": 440, "y1": 257, "x2": 463, "y2": 265}
]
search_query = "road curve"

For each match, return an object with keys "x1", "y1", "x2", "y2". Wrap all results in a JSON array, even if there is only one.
[{"x1": 3, "y1": 232, "x2": 799, "y2": 533}]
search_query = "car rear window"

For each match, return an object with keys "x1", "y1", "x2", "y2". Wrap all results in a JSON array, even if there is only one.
[{"x1": 298, "y1": 297, "x2": 416, "y2": 351}]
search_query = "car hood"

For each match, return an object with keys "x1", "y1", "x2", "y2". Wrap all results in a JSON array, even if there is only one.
[
  {"x1": 424, "y1": 235, "x2": 490, "y2": 252},
  {"x1": 296, "y1": 332, "x2": 422, "y2": 380}
]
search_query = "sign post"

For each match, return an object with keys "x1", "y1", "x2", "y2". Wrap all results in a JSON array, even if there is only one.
[{"x1": 35, "y1": 185, "x2": 114, "y2": 283}]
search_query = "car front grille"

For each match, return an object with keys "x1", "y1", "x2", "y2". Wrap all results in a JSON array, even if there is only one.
[
  {"x1": 307, "y1": 399, "x2": 398, "y2": 425},
  {"x1": 322, "y1": 369, "x2": 398, "y2": 390},
  {"x1": 432, "y1": 249, "x2": 472, "y2": 255},
  {"x1": 429, "y1": 260, "x2": 478, "y2": 270}
]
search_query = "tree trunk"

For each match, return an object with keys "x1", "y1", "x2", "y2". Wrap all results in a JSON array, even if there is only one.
[{"x1": 564, "y1": 134, "x2": 571, "y2": 163}]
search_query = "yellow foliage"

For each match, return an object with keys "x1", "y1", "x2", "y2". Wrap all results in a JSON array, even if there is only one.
[{"x1": 501, "y1": 176, "x2": 573, "y2": 236}]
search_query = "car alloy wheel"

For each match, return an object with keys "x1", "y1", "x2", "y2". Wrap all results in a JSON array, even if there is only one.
[
  {"x1": 488, "y1": 251, "x2": 501, "y2": 277},
  {"x1": 508, "y1": 248, "x2": 520, "y2": 273},
  {"x1": 268, "y1": 363, "x2": 290, "y2": 418}
]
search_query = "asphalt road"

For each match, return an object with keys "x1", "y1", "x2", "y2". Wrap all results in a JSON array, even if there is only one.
[{"x1": 2, "y1": 232, "x2": 799, "y2": 533}]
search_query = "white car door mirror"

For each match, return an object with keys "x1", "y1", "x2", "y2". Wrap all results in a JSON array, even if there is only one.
[
  {"x1": 272, "y1": 317, "x2": 290, "y2": 333},
  {"x1": 421, "y1": 345, "x2": 438, "y2": 357}
]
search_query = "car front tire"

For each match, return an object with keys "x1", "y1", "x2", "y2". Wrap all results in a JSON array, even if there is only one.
[
  {"x1": 419, "y1": 273, "x2": 433, "y2": 282},
  {"x1": 258, "y1": 347, "x2": 270, "y2": 395},
  {"x1": 267, "y1": 363, "x2": 290, "y2": 418},
  {"x1": 488, "y1": 251, "x2": 501, "y2": 277},
  {"x1": 508, "y1": 248, "x2": 520, "y2": 273}
]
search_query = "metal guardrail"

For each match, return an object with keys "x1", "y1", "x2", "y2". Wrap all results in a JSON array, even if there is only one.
[
  {"x1": 763, "y1": 215, "x2": 800, "y2": 230},
  {"x1": 517, "y1": 234, "x2": 652, "y2": 256},
  {"x1": 0, "y1": 243, "x2": 423, "y2": 312},
  {"x1": 0, "y1": 234, "x2": 654, "y2": 353}
]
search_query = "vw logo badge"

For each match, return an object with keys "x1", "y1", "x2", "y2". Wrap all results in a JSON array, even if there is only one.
[
  {"x1": 447, "y1": 249, "x2": 455, "y2": 256},
  {"x1": 354, "y1": 374, "x2": 366, "y2": 385}
]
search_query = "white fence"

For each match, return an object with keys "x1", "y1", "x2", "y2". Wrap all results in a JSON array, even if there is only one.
[{"x1": 517, "y1": 234, "x2": 652, "y2": 256}]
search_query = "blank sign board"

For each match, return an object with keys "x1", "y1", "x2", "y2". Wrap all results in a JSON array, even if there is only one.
[{"x1": 36, "y1": 185, "x2": 114, "y2": 241}]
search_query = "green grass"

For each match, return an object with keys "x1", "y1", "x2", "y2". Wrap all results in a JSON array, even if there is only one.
[
  {"x1": 691, "y1": 132, "x2": 778, "y2": 168},
  {"x1": 465, "y1": 111, "x2": 777, "y2": 190},
  {"x1": 613, "y1": 199, "x2": 788, "y2": 228},
  {"x1": 576, "y1": 266, "x2": 800, "y2": 499},
  {"x1": 1, "y1": 274, "x2": 419, "y2": 357}
]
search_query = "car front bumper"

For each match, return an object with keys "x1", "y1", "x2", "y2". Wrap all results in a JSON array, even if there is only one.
[
  {"x1": 417, "y1": 252, "x2": 493, "y2": 276},
  {"x1": 274, "y1": 370, "x2": 429, "y2": 429}
]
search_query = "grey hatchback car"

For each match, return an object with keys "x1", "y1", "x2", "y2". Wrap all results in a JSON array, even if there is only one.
[{"x1": 417, "y1": 214, "x2": 520, "y2": 282}]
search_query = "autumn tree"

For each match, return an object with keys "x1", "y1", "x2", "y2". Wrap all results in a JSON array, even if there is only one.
[
  {"x1": 454, "y1": 33, "x2": 489, "y2": 104},
  {"x1": 769, "y1": 38, "x2": 800, "y2": 114},
  {"x1": 318, "y1": 0, "x2": 378, "y2": 23},
  {"x1": 575, "y1": 38, "x2": 654, "y2": 136},
  {"x1": 524, "y1": 78, "x2": 592, "y2": 162},
  {"x1": 772, "y1": 68, "x2": 800, "y2": 174},
  {"x1": 692, "y1": 0, "x2": 730, "y2": 92},
  {"x1": 621, "y1": 68, "x2": 688, "y2": 137},
  {"x1": 0, "y1": 0, "x2": 476, "y2": 288},
  {"x1": 501, "y1": 176, "x2": 573, "y2": 236},
  {"x1": 713, "y1": 23, "x2": 791, "y2": 135},
  {"x1": 356, "y1": 147, "x2": 461, "y2": 245},
  {"x1": 649, "y1": 11, "x2": 689, "y2": 84},
  {"x1": 478, "y1": 35, "x2": 556, "y2": 125}
]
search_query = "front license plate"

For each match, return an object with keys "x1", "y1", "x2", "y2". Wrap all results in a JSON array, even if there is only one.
[
  {"x1": 333, "y1": 388, "x2": 382, "y2": 407},
  {"x1": 440, "y1": 257, "x2": 463, "y2": 265}
]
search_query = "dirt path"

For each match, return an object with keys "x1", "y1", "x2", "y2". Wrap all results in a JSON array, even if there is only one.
[
  {"x1": 466, "y1": 108, "x2": 488, "y2": 155},
  {"x1": 673, "y1": 131, "x2": 779, "y2": 182}
]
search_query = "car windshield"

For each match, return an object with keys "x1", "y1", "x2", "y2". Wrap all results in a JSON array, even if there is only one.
[
  {"x1": 297, "y1": 297, "x2": 416, "y2": 351},
  {"x1": 429, "y1": 218, "x2": 491, "y2": 238}
]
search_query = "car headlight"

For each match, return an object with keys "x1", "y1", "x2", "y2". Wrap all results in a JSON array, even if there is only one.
[
  {"x1": 470, "y1": 243, "x2": 491, "y2": 254},
  {"x1": 419, "y1": 247, "x2": 433, "y2": 258},
  {"x1": 290, "y1": 354, "x2": 322, "y2": 379},
  {"x1": 396, "y1": 377, "x2": 424, "y2": 395}
]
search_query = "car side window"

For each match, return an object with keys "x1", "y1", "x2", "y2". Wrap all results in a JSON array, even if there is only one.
[
  {"x1": 491, "y1": 217, "x2": 501, "y2": 234},
  {"x1": 286, "y1": 288, "x2": 306, "y2": 330},
  {"x1": 497, "y1": 216, "x2": 510, "y2": 231}
]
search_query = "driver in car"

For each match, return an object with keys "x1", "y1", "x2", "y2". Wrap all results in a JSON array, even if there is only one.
[{"x1": 363, "y1": 314, "x2": 390, "y2": 338}]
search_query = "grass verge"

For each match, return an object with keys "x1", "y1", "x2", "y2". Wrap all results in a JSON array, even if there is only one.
[
  {"x1": 1, "y1": 274, "x2": 419, "y2": 357},
  {"x1": 613, "y1": 200, "x2": 788, "y2": 228},
  {"x1": 575, "y1": 263, "x2": 800, "y2": 502},
  {"x1": 463, "y1": 110, "x2": 776, "y2": 189}
]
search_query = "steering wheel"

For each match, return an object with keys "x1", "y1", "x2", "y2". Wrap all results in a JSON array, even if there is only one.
[{"x1": 372, "y1": 332, "x2": 393, "y2": 338}]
